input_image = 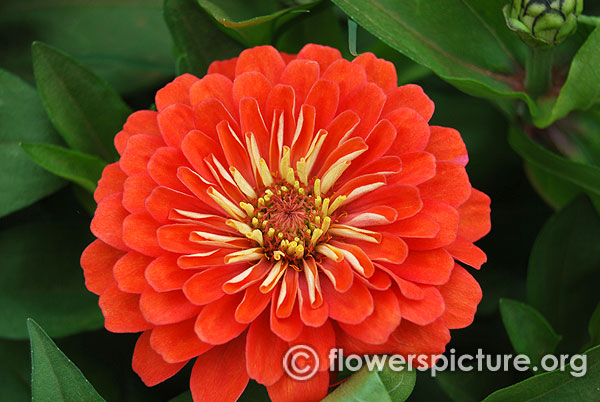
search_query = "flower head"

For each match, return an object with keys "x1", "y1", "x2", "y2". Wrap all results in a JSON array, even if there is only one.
[
  {"x1": 505, "y1": 0, "x2": 583, "y2": 47},
  {"x1": 81, "y1": 44, "x2": 490, "y2": 402}
]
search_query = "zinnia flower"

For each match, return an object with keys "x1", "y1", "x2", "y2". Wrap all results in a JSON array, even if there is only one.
[{"x1": 81, "y1": 44, "x2": 490, "y2": 402}]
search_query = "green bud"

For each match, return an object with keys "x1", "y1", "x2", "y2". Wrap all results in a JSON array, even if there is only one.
[{"x1": 504, "y1": 0, "x2": 584, "y2": 48}]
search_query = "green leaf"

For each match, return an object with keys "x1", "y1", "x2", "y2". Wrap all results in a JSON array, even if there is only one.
[
  {"x1": 509, "y1": 126, "x2": 600, "y2": 204},
  {"x1": 481, "y1": 345, "x2": 600, "y2": 402},
  {"x1": 0, "y1": 0, "x2": 174, "y2": 95},
  {"x1": 28, "y1": 319, "x2": 105, "y2": 402},
  {"x1": 331, "y1": 0, "x2": 533, "y2": 105},
  {"x1": 324, "y1": 362, "x2": 416, "y2": 402},
  {"x1": 527, "y1": 196, "x2": 600, "y2": 350},
  {"x1": 0, "y1": 69, "x2": 65, "y2": 217},
  {"x1": 32, "y1": 42, "x2": 131, "y2": 162},
  {"x1": 164, "y1": 0, "x2": 244, "y2": 77},
  {"x1": 533, "y1": 25, "x2": 600, "y2": 128},
  {"x1": 589, "y1": 303, "x2": 600, "y2": 348},
  {"x1": 499, "y1": 298, "x2": 562, "y2": 367},
  {"x1": 0, "y1": 339, "x2": 30, "y2": 402},
  {"x1": 21, "y1": 143, "x2": 106, "y2": 193},
  {"x1": 0, "y1": 219, "x2": 103, "y2": 339},
  {"x1": 198, "y1": 0, "x2": 321, "y2": 46}
]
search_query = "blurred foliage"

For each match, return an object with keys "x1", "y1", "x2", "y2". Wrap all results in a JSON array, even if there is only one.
[{"x1": 0, "y1": 0, "x2": 599, "y2": 401}]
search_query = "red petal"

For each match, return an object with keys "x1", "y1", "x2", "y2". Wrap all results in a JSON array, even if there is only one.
[
  {"x1": 266, "y1": 85, "x2": 296, "y2": 162},
  {"x1": 280, "y1": 59, "x2": 320, "y2": 115},
  {"x1": 216, "y1": 120, "x2": 254, "y2": 182},
  {"x1": 122, "y1": 212, "x2": 162, "y2": 257},
  {"x1": 90, "y1": 192, "x2": 128, "y2": 250},
  {"x1": 193, "y1": 98, "x2": 239, "y2": 140},
  {"x1": 208, "y1": 57, "x2": 237, "y2": 80},
  {"x1": 393, "y1": 151, "x2": 436, "y2": 186},
  {"x1": 145, "y1": 254, "x2": 195, "y2": 292},
  {"x1": 155, "y1": 73, "x2": 198, "y2": 111},
  {"x1": 298, "y1": 276, "x2": 328, "y2": 327},
  {"x1": 339, "y1": 289, "x2": 401, "y2": 344},
  {"x1": 322, "y1": 59, "x2": 367, "y2": 101},
  {"x1": 94, "y1": 162, "x2": 126, "y2": 202},
  {"x1": 233, "y1": 72, "x2": 271, "y2": 114},
  {"x1": 122, "y1": 173, "x2": 156, "y2": 213},
  {"x1": 426, "y1": 126, "x2": 468, "y2": 166},
  {"x1": 398, "y1": 285, "x2": 445, "y2": 325},
  {"x1": 223, "y1": 259, "x2": 272, "y2": 294},
  {"x1": 319, "y1": 109, "x2": 359, "y2": 158},
  {"x1": 195, "y1": 293, "x2": 248, "y2": 344},
  {"x1": 419, "y1": 161, "x2": 472, "y2": 208},
  {"x1": 447, "y1": 237, "x2": 487, "y2": 269},
  {"x1": 304, "y1": 79, "x2": 340, "y2": 132},
  {"x1": 132, "y1": 331, "x2": 186, "y2": 386},
  {"x1": 437, "y1": 264, "x2": 482, "y2": 329},
  {"x1": 119, "y1": 134, "x2": 165, "y2": 176},
  {"x1": 115, "y1": 110, "x2": 160, "y2": 154},
  {"x1": 236, "y1": 284, "x2": 272, "y2": 324},
  {"x1": 384, "y1": 248, "x2": 454, "y2": 285},
  {"x1": 338, "y1": 82, "x2": 386, "y2": 139},
  {"x1": 246, "y1": 311, "x2": 288, "y2": 385},
  {"x1": 329, "y1": 241, "x2": 375, "y2": 277},
  {"x1": 385, "y1": 107, "x2": 430, "y2": 155},
  {"x1": 346, "y1": 183, "x2": 422, "y2": 221},
  {"x1": 156, "y1": 224, "x2": 215, "y2": 254},
  {"x1": 80, "y1": 239, "x2": 124, "y2": 295},
  {"x1": 183, "y1": 264, "x2": 247, "y2": 305},
  {"x1": 318, "y1": 259, "x2": 353, "y2": 293},
  {"x1": 291, "y1": 321, "x2": 335, "y2": 371},
  {"x1": 150, "y1": 319, "x2": 212, "y2": 363},
  {"x1": 457, "y1": 188, "x2": 491, "y2": 242},
  {"x1": 99, "y1": 282, "x2": 151, "y2": 332},
  {"x1": 290, "y1": 105, "x2": 316, "y2": 164},
  {"x1": 145, "y1": 186, "x2": 211, "y2": 224},
  {"x1": 190, "y1": 334, "x2": 249, "y2": 402},
  {"x1": 157, "y1": 103, "x2": 195, "y2": 148},
  {"x1": 297, "y1": 43, "x2": 341, "y2": 73},
  {"x1": 271, "y1": 298, "x2": 303, "y2": 342},
  {"x1": 321, "y1": 279, "x2": 373, "y2": 324},
  {"x1": 140, "y1": 288, "x2": 201, "y2": 325},
  {"x1": 382, "y1": 84, "x2": 435, "y2": 121},
  {"x1": 235, "y1": 45, "x2": 285, "y2": 85},
  {"x1": 382, "y1": 213, "x2": 440, "y2": 238},
  {"x1": 404, "y1": 200, "x2": 459, "y2": 250},
  {"x1": 267, "y1": 371, "x2": 329, "y2": 402},
  {"x1": 180, "y1": 130, "x2": 225, "y2": 181},
  {"x1": 146, "y1": 147, "x2": 190, "y2": 194},
  {"x1": 345, "y1": 233, "x2": 408, "y2": 264},
  {"x1": 352, "y1": 52, "x2": 397, "y2": 93},
  {"x1": 113, "y1": 251, "x2": 151, "y2": 293},
  {"x1": 190, "y1": 73, "x2": 235, "y2": 117},
  {"x1": 239, "y1": 97, "x2": 270, "y2": 157},
  {"x1": 343, "y1": 119, "x2": 396, "y2": 180}
]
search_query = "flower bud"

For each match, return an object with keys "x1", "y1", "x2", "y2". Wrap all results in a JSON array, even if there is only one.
[{"x1": 504, "y1": 0, "x2": 584, "y2": 48}]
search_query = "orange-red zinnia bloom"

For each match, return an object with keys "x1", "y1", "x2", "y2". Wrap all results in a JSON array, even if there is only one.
[{"x1": 81, "y1": 44, "x2": 490, "y2": 402}]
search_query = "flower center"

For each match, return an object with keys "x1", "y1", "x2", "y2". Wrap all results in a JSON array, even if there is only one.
[{"x1": 240, "y1": 175, "x2": 346, "y2": 265}]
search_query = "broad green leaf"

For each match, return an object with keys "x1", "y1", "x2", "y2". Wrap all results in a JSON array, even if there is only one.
[
  {"x1": 527, "y1": 196, "x2": 600, "y2": 350},
  {"x1": 0, "y1": 339, "x2": 30, "y2": 402},
  {"x1": 198, "y1": 0, "x2": 321, "y2": 46},
  {"x1": 509, "y1": 126, "x2": 600, "y2": 203},
  {"x1": 32, "y1": 42, "x2": 131, "y2": 161},
  {"x1": 589, "y1": 303, "x2": 600, "y2": 348},
  {"x1": 0, "y1": 219, "x2": 103, "y2": 339},
  {"x1": 499, "y1": 298, "x2": 562, "y2": 367},
  {"x1": 533, "y1": 26, "x2": 600, "y2": 128},
  {"x1": 21, "y1": 143, "x2": 106, "y2": 193},
  {"x1": 436, "y1": 369, "x2": 518, "y2": 402},
  {"x1": 0, "y1": 0, "x2": 174, "y2": 95},
  {"x1": 0, "y1": 70, "x2": 65, "y2": 217},
  {"x1": 324, "y1": 363, "x2": 416, "y2": 402},
  {"x1": 164, "y1": 0, "x2": 244, "y2": 77},
  {"x1": 28, "y1": 319, "x2": 105, "y2": 402},
  {"x1": 331, "y1": 0, "x2": 534, "y2": 106},
  {"x1": 482, "y1": 345, "x2": 600, "y2": 402}
]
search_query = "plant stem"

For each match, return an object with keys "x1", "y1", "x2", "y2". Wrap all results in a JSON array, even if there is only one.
[{"x1": 525, "y1": 47, "x2": 554, "y2": 98}]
